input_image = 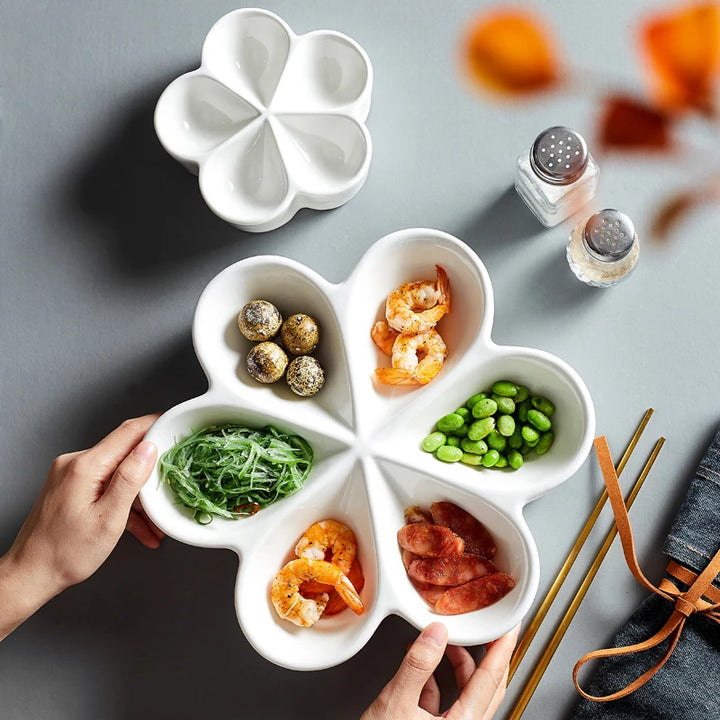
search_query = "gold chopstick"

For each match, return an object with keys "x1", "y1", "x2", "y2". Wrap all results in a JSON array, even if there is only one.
[
  {"x1": 505, "y1": 436, "x2": 665, "y2": 720},
  {"x1": 508, "y1": 408, "x2": 654, "y2": 682}
]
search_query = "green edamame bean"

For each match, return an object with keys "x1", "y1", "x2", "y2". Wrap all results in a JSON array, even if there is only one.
[
  {"x1": 492, "y1": 381, "x2": 518, "y2": 397},
  {"x1": 468, "y1": 416, "x2": 495, "y2": 441},
  {"x1": 465, "y1": 393, "x2": 487, "y2": 410},
  {"x1": 481, "y1": 449, "x2": 500, "y2": 467},
  {"x1": 514, "y1": 385, "x2": 530, "y2": 403},
  {"x1": 527, "y1": 409, "x2": 552, "y2": 432},
  {"x1": 507, "y1": 450, "x2": 524, "y2": 469},
  {"x1": 525, "y1": 435, "x2": 539, "y2": 447},
  {"x1": 471, "y1": 398, "x2": 497, "y2": 419},
  {"x1": 446, "y1": 436, "x2": 461, "y2": 448},
  {"x1": 521, "y1": 425, "x2": 539, "y2": 444},
  {"x1": 461, "y1": 438, "x2": 488, "y2": 455},
  {"x1": 535, "y1": 431, "x2": 555, "y2": 455},
  {"x1": 508, "y1": 427, "x2": 524, "y2": 449},
  {"x1": 494, "y1": 454, "x2": 508, "y2": 468},
  {"x1": 460, "y1": 452, "x2": 484, "y2": 466},
  {"x1": 436, "y1": 445, "x2": 463, "y2": 462},
  {"x1": 455, "y1": 407, "x2": 471, "y2": 422},
  {"x1": 497, "y1": 414, "x2": 516, "y2": 437},
  {"x1": 519, "y1": 442, "x2": 532, "y2": 455},
  {"x1": 452, "y1": 424, "x2": 470, "y2": 438},
  {"x1": 531, "y1": 396, "x2": 555, "y2": 416},
  {"x1": 421, "y1": 431, "x2": 446, "y2": 453},
  {"x1": 492, "y1": 395, "x2": 516, "y2": 415},
  {"x1": 517, "y1": 398, "x2": 531, "y2": 422},
  {"x1": 437, "y1": 413, "x2": 465, "y2": 433},
  {"x1": 487, "y1": 430, "x2": 507, "y2": 453}
]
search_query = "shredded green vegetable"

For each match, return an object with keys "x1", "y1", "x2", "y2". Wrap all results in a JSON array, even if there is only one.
[{"x1": 159, "y1": 424, "x2": 313, "y2": 524}]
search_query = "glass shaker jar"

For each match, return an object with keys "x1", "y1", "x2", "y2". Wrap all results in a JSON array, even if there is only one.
[
  {"x1": 566, "y1": 209, "x2": 639, "y2": 287},
  {"x1": 515, "y1": 126, "x2": 599, "y2": 227}
]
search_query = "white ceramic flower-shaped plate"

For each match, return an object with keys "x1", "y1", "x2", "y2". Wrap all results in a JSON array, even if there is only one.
[
  {"x1": 154, "y1": 8, "x2": 372, "y2": 232},
  {"x1": 140, "y1": 228, "x2": 595, "y2": 670}
]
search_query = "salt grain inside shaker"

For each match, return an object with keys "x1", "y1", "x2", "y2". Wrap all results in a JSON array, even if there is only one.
[
  {"x1": 515, "y1": 126, "x2": 599, "y2": 227},
  {"x1": 566, "y1": 209, "x2": 639, "y2": 288}
]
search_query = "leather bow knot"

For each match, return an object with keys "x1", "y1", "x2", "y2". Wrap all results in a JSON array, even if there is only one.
[{"x1": 673, "y1": 595, "x2": 696, "y2": 617}]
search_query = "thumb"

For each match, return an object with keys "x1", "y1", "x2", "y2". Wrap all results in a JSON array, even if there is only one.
[
  {"x1": 388, "y1": 623, "x2": 448, "y2": 704},
  {"x1": 101, "y1": 440, "x2": 157, "y2": 513}
]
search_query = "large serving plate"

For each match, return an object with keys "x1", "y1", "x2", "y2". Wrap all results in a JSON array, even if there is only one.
[{"x1": 140, "y1": 228, "x2": 595, "y2": 670}]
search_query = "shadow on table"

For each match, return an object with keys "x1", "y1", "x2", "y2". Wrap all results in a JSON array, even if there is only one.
[
  {"x1": 0, "y1": 333, "x2": 207, "y2": 552},
  {"x1": 67, "y1": 332, "x2": 207, "y2": 449},
  {"x1": 62, "y1": 74, "x2": 320, "y2": 279},
  {"x1": 454, "y1": 186, "x2": 600, "y2": 318},
  {"x1": 459, "y1": 185, "x2": 548, "y2": 251}
]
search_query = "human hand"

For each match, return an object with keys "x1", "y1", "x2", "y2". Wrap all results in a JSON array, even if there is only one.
[
  {"x1": 361, "y1": 622, "x2": 520, "y2": 720},
  {"x1": 0, "y1": 414, "x2": 163, "y2": 638}
]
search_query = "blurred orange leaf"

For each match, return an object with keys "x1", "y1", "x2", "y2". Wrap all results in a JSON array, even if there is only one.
[
  {"x1": 651, "y1": 191, "x2": 698, "y2": 239},
  {"x1": 463, "y1": 10, "x2": 560, "y2": 96},
  {"x1": 641, "y1": 2, "x2": 720, "y2": 114},
  {"x1": 651, "y1": 179, "x2": 720, "y2": 239},
  {"x1": 598, "y1": 96, "x2": 673, "y2": 151}
]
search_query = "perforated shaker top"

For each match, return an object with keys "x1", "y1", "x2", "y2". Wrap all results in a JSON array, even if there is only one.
[
  {"x1": 530, "y1": 126, "x2": 589, "y2": 185},
  {"x1": 583, "y1": 209, "x2": 636, "y2": 261}
]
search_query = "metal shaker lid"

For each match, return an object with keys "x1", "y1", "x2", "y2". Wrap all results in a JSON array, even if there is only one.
[
  {"x1": 583, "y1": 209, "x2": 636, "y2": 261},
  {"x1": 530, "y1": 126, "x2": 589, "y2": 185}
]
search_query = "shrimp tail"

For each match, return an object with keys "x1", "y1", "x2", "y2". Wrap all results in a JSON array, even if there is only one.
[
  {"x1": 413, "y1": 358, "x2": 444, "y2": 385},
  {"x1": 335, "y1": 573, "x2": 365, "y2": 615},
  {"x1": 370, "y1": 321, "x2": 398, "y2": 356},
  {"x1": 375, "y1": 367, "x2": 421, "y2": 385},
  {"x1": 435, "y1": 265, "x2": 450, "y2": 315}
]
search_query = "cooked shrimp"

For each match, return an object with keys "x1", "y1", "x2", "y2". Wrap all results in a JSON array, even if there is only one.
[
  {"x1": 271, "y1": 558, "x2": 364, "y2": 627},
  {"x1": 375, "y1": 328, "x2": 447, "y2": 385},
  {"x1": 370, "y1": 320, "x2": 398, "y2": 356},
  {"x1": 295, "y1": 519, "x2": 357, "y2": 575},
  {"x1": 385, "y1": 265, "x2": 450, "y2": 333}
]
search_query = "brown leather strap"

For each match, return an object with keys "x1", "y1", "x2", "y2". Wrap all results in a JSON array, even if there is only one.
[
  {"x1": 572, "y1": 436, "x2": 720, "y2": 702},
  {"x1": 662, "y1": 560, "x2": 720, "y2": 606}
]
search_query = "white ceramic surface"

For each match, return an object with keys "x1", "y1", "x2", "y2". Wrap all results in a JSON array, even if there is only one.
[
  {"x1": 139, "y1": 228, "x2": 595, "y2": 670},
  {"x1": 154, "y1": 8, "x2": 373, "y2": 232}
]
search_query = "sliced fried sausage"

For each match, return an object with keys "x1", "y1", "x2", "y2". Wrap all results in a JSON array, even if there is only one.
[
  {"x1": 407, "y1": 554, "x2": 498, "y2": 586},
  {"x1": 397, "y1": 523, "x2": 464, "y2": 557},
  {"x1": 435, "y1": 573, "x2": 515, "y2": 615},
  {"x1": 430, "y1": 501, "x2": 496, "y2": 558}
]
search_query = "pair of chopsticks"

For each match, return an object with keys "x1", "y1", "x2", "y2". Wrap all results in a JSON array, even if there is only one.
[{"x1": 505, "y1": 408, "x2": 665, "y2": 719}]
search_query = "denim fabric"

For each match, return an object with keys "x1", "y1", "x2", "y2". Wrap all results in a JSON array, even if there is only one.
[{"x1": 571, "y1": 426, "x2": 720, "y2": 719}]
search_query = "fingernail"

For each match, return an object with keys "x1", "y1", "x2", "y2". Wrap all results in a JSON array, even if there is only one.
[
  {"x1": 133, "y1": 440, "x2": 157, "y2": 462},
  {"x1": 422, "y1": 622, "x2": 447, "y2": 648}
]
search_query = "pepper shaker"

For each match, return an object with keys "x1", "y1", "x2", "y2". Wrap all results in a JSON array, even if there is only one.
[
  {"x1": 566, "y1": 209, "x2": 639, "y2": 287},
  {"x1": 515, "y1": 126, "x2": 599, "y2": 227}
]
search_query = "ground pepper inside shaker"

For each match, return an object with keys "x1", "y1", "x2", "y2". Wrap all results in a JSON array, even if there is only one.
[
  {"x1": 515, "y1": 126, "x2": 599, "y2": 227},
  {"x1": 566, "y1": 209, "x2": 639, "y2": 287}
]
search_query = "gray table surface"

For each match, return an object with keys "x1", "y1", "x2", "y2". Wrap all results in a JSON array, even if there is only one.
[{"x1": 2, "y1": 1, "x2": 718, "y2": 718}]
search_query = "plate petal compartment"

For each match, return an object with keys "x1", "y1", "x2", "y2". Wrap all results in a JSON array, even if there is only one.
[{"x1": 140, "y1": 228, "x2": 595, "y2": 670}]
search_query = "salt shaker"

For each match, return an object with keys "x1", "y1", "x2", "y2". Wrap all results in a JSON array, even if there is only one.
[
  {"x1": 515, "y1": 126, "x2": 599, "y2": 227},
  {"x1": 566, "y1": 209, "x2": 639, "y2": 287}
]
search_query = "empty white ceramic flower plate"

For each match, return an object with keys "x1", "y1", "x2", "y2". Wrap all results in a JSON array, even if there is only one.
[
  {"x1": 154, "y1": 8, "x2": 373, "y2": 232},
  {"x1": 140, "y1": 228, "x2": 595, "y2": 670}
]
